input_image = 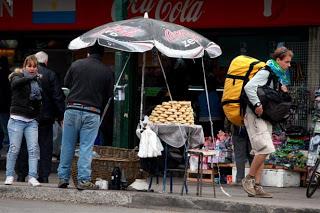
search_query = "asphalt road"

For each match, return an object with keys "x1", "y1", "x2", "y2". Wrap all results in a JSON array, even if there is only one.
[{"x1": 0, "y1": 199, "x2": 222, "y2": 213}]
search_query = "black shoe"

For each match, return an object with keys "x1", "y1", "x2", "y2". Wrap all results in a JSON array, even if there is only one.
[
  {"x1": 77, "y1": 180, "x2": 99, "y2": 190},
  {"x1": 38, "y1": 177, "x2": 49, "y2": 183},
  {"x1": 17, "y1": 176, "x2": 26, "y2": 182},
  {"x1": 58, "y1": 179, "x2": 69, "y2": 188}
]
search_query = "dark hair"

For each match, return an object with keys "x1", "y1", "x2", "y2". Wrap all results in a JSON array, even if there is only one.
[
  {"x1": 88, "y1": 42, "x2": 104, "y2": 56},
  {"x1": 272, "y1": 47, "x2": 293, "y2": 60}
]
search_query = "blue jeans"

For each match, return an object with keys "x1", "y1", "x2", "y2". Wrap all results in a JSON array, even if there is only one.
[
  {"x1": 6, "y1": 118, "x2": 39, "y2": 178},
  {"x1": 58, "y1": 109, "x2": 100, "y2": 182}
]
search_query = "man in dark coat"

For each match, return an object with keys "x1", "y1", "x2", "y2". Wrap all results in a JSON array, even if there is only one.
[
  {"x1": 57, "y1": 43, "x2": 113, "y2": 190},
  {"x1": 16, "y1": 51, "x2": 65, "y2": 183},
  {"x1": 0, "y1": 56, "x2": 10, "y2": 151}
]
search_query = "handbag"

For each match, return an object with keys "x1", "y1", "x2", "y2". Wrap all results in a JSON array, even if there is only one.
[{"x1": 257, "y1": 85, "x2": 292, "y2": 124}]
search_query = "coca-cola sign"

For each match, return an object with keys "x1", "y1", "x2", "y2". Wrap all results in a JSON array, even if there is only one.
[
  {"x1": 0, "y1": 0, "x2": 13, "y2": 17},
  {"x1": 112, "y1": 0, "x2": 204, "y2": 23}
]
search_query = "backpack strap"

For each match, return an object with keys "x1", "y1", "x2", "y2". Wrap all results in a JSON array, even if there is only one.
[
  {"x1": 238, "y1": 61, "x2": 262, "y2": 116},
  {"x1": 264, "y1": 65, "x2": 279, "y2": 89}
]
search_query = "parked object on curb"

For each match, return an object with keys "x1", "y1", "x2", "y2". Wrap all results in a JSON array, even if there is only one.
[
  {"x1": 95, "y1": 178, "x2": 108, "y2": 190},
  {"x1": 127, "y1": 179, "x2": 149, "y2": 191},
  {"x1": 109, "y1": 167, "x2": 122, "y2": 190}
]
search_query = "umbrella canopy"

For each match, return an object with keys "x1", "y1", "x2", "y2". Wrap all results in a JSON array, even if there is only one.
[{"x1": 69, "y1": 13, "x2": 221, "y2": 59}]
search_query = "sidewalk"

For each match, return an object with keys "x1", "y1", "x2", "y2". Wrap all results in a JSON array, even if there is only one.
[{"x1": 0, "y1": 170, "x2": 319, "y2": 213}]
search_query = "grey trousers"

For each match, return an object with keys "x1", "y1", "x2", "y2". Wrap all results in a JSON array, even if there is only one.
[{"x1": 233, "y1": 134, "x2": 253, "y2": 182}]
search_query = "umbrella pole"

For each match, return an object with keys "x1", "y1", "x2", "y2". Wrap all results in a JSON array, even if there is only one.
[
  {"x1": 139, "y1": 52, "x2": 146, "y2": 123},
  {"x1": 157, "y1": 51, "x2": 173, "y2": 101},
  {"x1": 201, "y1": 57, "x2": 215, "y2": 144},
  {"x1": 201, "y1": 57, "x2": 230, "y2": 198},
  {"x1": 100, "y1": 54, "x2": 131, "y2": 126}
]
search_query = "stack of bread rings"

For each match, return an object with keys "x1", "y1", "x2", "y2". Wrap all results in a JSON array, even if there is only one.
[{"x1": 149, "y1": 101, "x2": 194, "y2": 125}]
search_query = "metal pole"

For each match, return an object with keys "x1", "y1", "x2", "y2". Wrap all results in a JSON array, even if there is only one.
[{"x1": 112, "y1": 0, "x2": 135, "y2": 148}]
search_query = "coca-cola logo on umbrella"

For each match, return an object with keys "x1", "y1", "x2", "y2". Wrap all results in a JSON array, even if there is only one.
[
  {"x1": 102, "y1": 25, "x2": 145, "y2": 38},
  {"x1": 164, "y1": 29, "x2": 201, "y2": 46}
]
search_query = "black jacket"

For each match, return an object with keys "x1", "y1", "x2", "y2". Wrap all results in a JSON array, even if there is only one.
[
  {"x1": 37, "y1": 63, "x2": 65, "y2": 123},
  {"x1": 0, "y1": 61, "x2": 10, "y2": 113},
  {"x1": 64, "y1": 54, "x2": 114, "y2": 111},
  {"x1": 9, "y1": 72, "x2": 41, "y2": 119}
]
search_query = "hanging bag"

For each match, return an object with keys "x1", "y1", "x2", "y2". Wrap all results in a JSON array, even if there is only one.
[{"x1": 256, "y1": 84, "x2": 292, "y2": 124}]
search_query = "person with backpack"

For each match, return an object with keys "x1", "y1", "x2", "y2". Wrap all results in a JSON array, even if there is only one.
[{"x1": 241, "y1": 47, "x2": 293, "y2": 198}]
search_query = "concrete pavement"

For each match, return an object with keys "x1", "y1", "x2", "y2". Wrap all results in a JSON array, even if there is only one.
[{"x1": 0, "y1": 171, "x2": 318, "y2": 213}]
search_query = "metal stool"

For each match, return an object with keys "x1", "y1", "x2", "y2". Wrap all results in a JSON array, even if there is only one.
[{"x1": 183, "y1": 149, "x2": 217, "y2": 197}]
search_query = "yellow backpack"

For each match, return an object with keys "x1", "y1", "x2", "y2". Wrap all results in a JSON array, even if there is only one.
[{"x1": 221, "y1": 55, "x2": 266, "y2": 126}]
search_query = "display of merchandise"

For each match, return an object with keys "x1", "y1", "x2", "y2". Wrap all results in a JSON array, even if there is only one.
[
  {"x1": 188, "y1": 131, "x2": 234, "y2": 171},
  {"x1": 267, "y1": 144, "x2": 307, "y2": 169},
  {"x1": 307, "y1": 88, "x2": 320, "y2": 166},
  {"x1": 148, "y1": 101, "x2": 194, "y2": 125},
  {"x1": 267, "y1": 126, "x2": 309, "y2": 169}
]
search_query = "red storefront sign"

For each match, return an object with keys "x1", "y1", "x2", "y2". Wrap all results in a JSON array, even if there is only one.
[{"x1": 0, "y1": 0, "x2": 320, "y2": 31}]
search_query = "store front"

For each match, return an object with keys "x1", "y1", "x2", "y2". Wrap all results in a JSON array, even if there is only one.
[{"x1": 0, "y1": 0, "x2": 320, "y2": 143}]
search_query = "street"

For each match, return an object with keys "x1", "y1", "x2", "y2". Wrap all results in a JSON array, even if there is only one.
[{"x1": 0, "y1": 198, "x2": 219, "y2": 213}]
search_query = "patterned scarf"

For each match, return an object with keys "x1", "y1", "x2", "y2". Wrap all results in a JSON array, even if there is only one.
[
  {"x1": 266, "y1": 59, "x2": 290, "y2": 85},
  {"x1": 23, "y1": 70, "x2": 42, "y2": 100}
]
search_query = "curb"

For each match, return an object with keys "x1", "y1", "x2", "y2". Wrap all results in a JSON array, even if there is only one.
[{"x1": 0, "y1": 185, "x2": 319, "y2": 213}]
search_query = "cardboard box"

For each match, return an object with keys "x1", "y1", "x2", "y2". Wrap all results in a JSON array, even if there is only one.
[
  {"x1": 232, "y1": 167, "x2": 300, "y2": 187},
  {"x1": 260, "y1": 169, "x2": 300, "y2": 187},
  {"x1": 232, "y1": 167, "x2": 250, "y2": 183}
]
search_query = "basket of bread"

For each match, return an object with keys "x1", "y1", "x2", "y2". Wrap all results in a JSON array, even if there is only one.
[{"x1": 148, "y1": 101, "x2": 194, "y2": 125}]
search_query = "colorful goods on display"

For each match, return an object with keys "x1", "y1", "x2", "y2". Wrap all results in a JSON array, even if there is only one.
[
  {"x1": 207, "y1": 131, "x2": 233, "y2": 164},
  {"x1": 267, "y1": 132, "x2": 308, "y2": 169},
  {"x1": 189, "y1": 131, "x2": 233, "y2": 171},
  {"x1": 307, "y1": 89, "x2": 320, "y2": 166},
  {"x1": 148, "y1": 101, "x2": 194, "y2": 125}
]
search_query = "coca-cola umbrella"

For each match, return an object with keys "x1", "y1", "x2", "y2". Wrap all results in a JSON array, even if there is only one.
[
  {"x1": 69, "y1": 13, "x2": 221, "y2": 59},
  {"x1": 69, "y1": 12, "x2": 221, "y2": 121},
  {"x1": 68, "y1": 12, "x2": 224, "y2": 196}
]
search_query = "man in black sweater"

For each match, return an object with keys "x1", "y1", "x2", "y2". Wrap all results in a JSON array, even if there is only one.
[
  {"x1": 16, "y1": 51, "x2": 65, "y2": 183},
  {"x1": 57, "y1": 43, "x2": 113, "y2": 190},
  {"x1": 0, "y1": 56, "x2": 10, "y2": 152}
]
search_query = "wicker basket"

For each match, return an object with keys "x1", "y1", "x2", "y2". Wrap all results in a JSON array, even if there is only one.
[{"x1": 71, "y1": 146, "x2": 140, "y2": 186}]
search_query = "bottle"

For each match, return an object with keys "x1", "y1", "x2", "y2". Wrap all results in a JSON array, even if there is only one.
[{"x1": 121, "y1": 169, "x2": 128, "y2": 190}]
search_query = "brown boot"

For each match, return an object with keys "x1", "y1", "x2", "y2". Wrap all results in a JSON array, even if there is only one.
[
  {"x1": 242, "y1": 175, "x2": 256, "y2": 196},
  {"x1": 248, "y1": 185, "x2": 273, "y2": 198}
]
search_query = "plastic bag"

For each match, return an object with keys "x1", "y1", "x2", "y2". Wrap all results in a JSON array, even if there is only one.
[
  {"x1": 52, "y1": 121, "x2": 62, "y2": 157},
  {"x1": 138, "y1": 126, "x2": 163, "y2": 158},
  {"x1": 189, "y1": 155, "x2": 199, "y2": 172}
]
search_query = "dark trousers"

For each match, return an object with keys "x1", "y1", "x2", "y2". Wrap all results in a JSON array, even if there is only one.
[
  {"x1": 16, "y1": 123, "x2": 53, "y2": 179},
  {"x1": 233, "y1": 134, "x2": 253, "y2": 182}
]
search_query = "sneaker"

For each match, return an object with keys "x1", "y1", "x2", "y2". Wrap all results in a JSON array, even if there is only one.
[
  {"x1": 28, "y1": 177, "x2": 41, "y2": 187},
  {"x1": 248, "y1": 185, "x2": 273, "y2": 198},
  {"x1": 4, "y1": 176, "x2": 14, "y2": 185},
  {"x1": 58, "y1": 179, "x2": 69, "y2": 188},
  {"x1": 241, "y1": 175, "x2": 256, "y2": 196},
  {"x1": 77, "y1": 180, "x2": 99, "y2": 190}
]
